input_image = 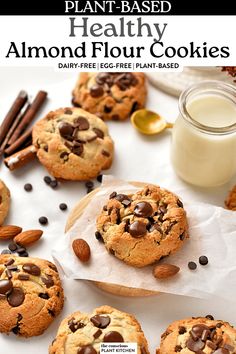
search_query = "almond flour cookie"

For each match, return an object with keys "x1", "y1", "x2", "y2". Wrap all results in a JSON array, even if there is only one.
[
  {"x1": 0, "y1": 179, "x2": 10, "y2": 226},
  {"x1": 156, "y1": 316, "x2": 236, "y2": 354},
  {"x1": 72, "y1": 72, "x2": 147, "y2": 121},
  {"x1": 0, "y1": 255, "x2": 64, "y2": 337},
  {"x1": 96, "y1": 184, "x2": 188, "y2": 267},
  {"x1": 32, "y1": 107, "x2": 114, "y2": 180},
  {"x1": 49, "y1": 305, "x2": 149, "y2": 354}
]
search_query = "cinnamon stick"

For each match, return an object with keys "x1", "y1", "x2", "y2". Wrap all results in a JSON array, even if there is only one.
[
  {"x1": 0, "y1": 90, "x2": 28, "y2": 145},
  {"x1": 8, "y1": 90, "x2": 47, "y2": 145},
  {"x1": 4, "y1": 145, "x2": 36, "y2": 171},
  {"x1": 4, "y1": 128, "x2": 32, "y2": 156}
]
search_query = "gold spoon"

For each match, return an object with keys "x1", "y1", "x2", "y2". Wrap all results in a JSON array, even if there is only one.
[{"x1": 131, "y1": 109, "x2": 173, "y2": 135}]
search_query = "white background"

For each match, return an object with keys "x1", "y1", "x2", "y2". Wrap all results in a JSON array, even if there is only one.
[{"x1": 0, "y1": 67, "x2": 235, "y2": 353}]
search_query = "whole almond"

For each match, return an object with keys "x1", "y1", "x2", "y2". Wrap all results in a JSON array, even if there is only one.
[
  {"x1": 153, "y1": 264, "x2": 180, "y2": 280},
  {"x1": 72, "y1": 238, "x2": 91, "y2": 262},
  {"x1": 0, "y1": 225, "x2": 22, "y2": 240},
  {"x1": 14, "y1": 230, "x2": 43, "y2": 246}
]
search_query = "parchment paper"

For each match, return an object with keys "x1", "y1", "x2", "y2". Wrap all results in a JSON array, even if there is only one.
[{"x1": 52, "y1": 176, "x2": 236, "y2": 301}]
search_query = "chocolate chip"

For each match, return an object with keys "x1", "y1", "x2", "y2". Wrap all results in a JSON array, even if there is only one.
[
  {"x1": 93, "y1": 329, "x2": 102, "y2": 339},
  {"x1": 85, "y1": 181, "x2": 94, "y2": 189},
  {"x1": 18, "y1": 251, "x2": 28, "y2": 257},
  {"x1": 104, "y1": 105, "x2": 112, "y2": 113},
  {"x1": 175, "y1": 345, "x2": 182, "y2": 352},
  {"x1": 192, "y1": 324, "x2": 210, "y2": 338},
  {"x1": 48, "y1": 309, "x2": 55, "y2": 317},
  {"x1": 95, "y1": 231, "x2": 103, "y2": 242},
  {"x1": 206, "y1": 315, "x2": 214, "y2": 320},
  {"x1": 7, "y1": 265, "x2": 18, "y2": 271},
  {"x1": 0, "y1": 279, "x2": 13, "y2": 296},
  {"x1": 60, "y1": 151, "x2": 69, "y2": 160},
  {"x1": 179, "y1": 233, "x2": 185, "y2": 241},
  {"x1": 24, "y1": 183, "x2": 32, "y2": 192},
  {"x1": 7, "y1": 288, "x2": 25, "y2": 307},
  {"x1": 124, "y1": 219, "x2": 130, "y2": 232},
  {"x1": 206, "y1": 340, "x2": 217, "y2": 350},
  {"x1": 68, "y1": 318, "x2": 86, "y2": 332},
  {"x1": 8, "y1": 242, "x2": 18, "y2": 251},
  {"x1": 129, "y1": 221, "x2": 147, "y2": 238},
  {"x1": 109, "y1": 191, "x2": 117, "y2": 199},
  {"x1": 199, "y1": 256, "x2": 208, "y2": 266},
  {"x1": 102, "y1": 150, "x2": 110, "y2": 157},
  {"x1": 103, "y1": 331, "x2": 124, "y2": 342},
  {"x1": 177, "y1": 199, "x2": 184, "y2": 207},
  {"x1": 22, "y1": 263, "x2": 41, "y2": 276},
  {"x1": 1, "y1": 249, "x2": 11, "y2": 254},
  {"x1": 71, "y1": 98, "x2": 81, "y2": 107},
  {"x1": 18, "y1": 274, "x2": 29, "y2": 281},
  {"x1": 149, "y1": 223, "x2": 162, "y2": 234},
  {"x1": 134, "y1": 202, "x2": 153, "y2": 218},
  {"x1": 39, "y1": 216, "x2": 48, "y2": 225},
  {"x1": 72, "y1": 142, "x2": 84, "y2": 156},
  {"x1": 64, "y1": 108, "x2": 73, "y2": 115},
  {"x1": 74, "y1": 117, "x2": 90, "y2": 130},
  {"x1": 41, "y1": 275, "x2": 54, "y2": 288},
  {"x1": 115, "y1": 194, "x2": 128, "y2": 202},
  {"x1": 103, "y1": 206, "x2": 107, "y2": 211},
  {"x1": 39, "y1": 293, "x2": 49, "y2": 299},
  {"x1": 5, "y1": 258, "x2": 14, "y2": 266},
  {"x1": 50, "y1": 180, "x2": 58, "y2": 189},
  {"x1": 90, "y1": 315, "x2": 111, "y2": 329},
  {"x1": 44, "y1": 176, "x2": 52, "y2": 185},
  {"x1": 78, "y1": 345, "x2": 97, "y2": 354},
  {"x1": 97, "y1": 174, "x2": 103, "y2": 183},
  {"x1": 115, "y1": 73, "x2": 138, "y2": 90},
  {"x1": 179, "y1": 326, "x2": 186, "y2": 334},
  {"x1": 93, "y1": 128, "x2": 104, "y2": 139},
  {"x1": 43, "y1": 145, "x2": 48, "y2": 152},
  {"x1": 186, "y1": 337, "x2": 205, "y2": 352},
  {"x1": 90, "y1": 85, "x2": 104, "y2": 98},
  {"x1": 59, "y1": 203, "x2": 68, "y2": 211},
  {"x1": 188, "y1": 261, "x2": 197, "y2": 270},
  {"x1": 96, "y1": 73, "x2": 113, "y2": 87},
  {"x1": 122, "y1": 199, "x2": 131, "y2": 207},
  {"x1": 58, "y1": 122, "x2": 74, "y2": 140}
]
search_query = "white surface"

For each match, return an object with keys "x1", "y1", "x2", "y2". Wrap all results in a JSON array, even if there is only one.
[{"x1": 0, "y1": 67, "x2": 236, "y2": 353}]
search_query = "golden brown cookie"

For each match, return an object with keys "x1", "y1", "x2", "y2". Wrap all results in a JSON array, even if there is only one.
[
  {"x1": 96, "y1": 184, "x2": 188, "y2": 267},
  {"x1": 225, "y1": 185, "x2": 236, "y2": 210},
  {"x1": 157, "y1": 316, "x2": 236, "y2": 353},
  {"x1": 49, "y1": 305, "x2": 149, "y2": 354},
  {"x1": 72, "y1": 72, "x2": 147, "y2": 121},
  {"x1": 0, "y1": 179, "x2": 10, "y2": 226},
  {"x1": 0, "y1": 255, "x2": 64, "y2": 337},
  {"x1": 32, "y1": 107, "x2": 114, "y2": 180}
]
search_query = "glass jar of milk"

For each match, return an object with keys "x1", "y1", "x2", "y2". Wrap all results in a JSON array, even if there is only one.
[{"x1": 171, "y1": 81, "x2": 236, "y2": 187}]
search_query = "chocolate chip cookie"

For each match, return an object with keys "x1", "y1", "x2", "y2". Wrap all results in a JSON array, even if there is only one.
[
  {"x1": 72, "y1": 72, "x2": 147, "y2": 121},
  {"x1": 156, "y1": 316, "x2": 236, "y2": 354},
  {"x1": 49, "y1": 305, "x2": 149, "y2": 354},
  {"x1": 32, "y1": 107, "x2": 114, "y2": 180},
  {"x1": 96, "y1": 184, "x2": 188, "y2": 267},
  {"x1": 0, "y1": 179, "x2": 10, "y2": 226},
  {"x1": 0, "y1": 255, "x2": 64, "y2": 337}
]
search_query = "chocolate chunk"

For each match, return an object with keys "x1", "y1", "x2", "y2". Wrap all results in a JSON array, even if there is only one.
[
  {"x1": 22, "y1": 263, "x2": 41, "y2": 276},
  {"x1": 59, "y1": 203, "x2": 68, "y2": 211},
  {"x1": 102, "y1": 150, "x2": 110, "y2": 157},
  {"x1": 95, "y1": 231, "x2": 103, "y2": 242},
  {"x1": 223, "y1": 344, "x2": 234, "y2": 351},
  {"x1": 68, "y1": 318, "x2": 85, "y2": 332},
  {"x1": 5, "y1": 258, "x2": 14, "y2": 266},
  {"x1": 124, "y1": 219, "x2": 130, "y2": 232},
  {"x1": 103, "y1": 331, "x2": 124, "y2": 342},
  {"x1": 85, "y1": 181, "x2": 94, "y2": 189},
  {"x1": 188, "y1": 261, "x2": 197, "y2": 270},
  {"x1": 7, "y1": 265, "x2": 18, "y2": 271},
  {"x1": 186, "y1": 337, "x2": 205, "y2": 352},
  {"x1": 41, "y1": 275, "x2": 54, "y2": 288},
  {"x1": 50, "y1": 180, "x2": 58, "y2": 189},
  {"x1": 58, "y1": 122, "x2": 74, "y2": 140},
  {"x1": 192, "y1": 324, "x2": 210, "y2": 338},
  {"x1": 115, "y1": 194, "x2": 128, "y2": 202},
  {"x1": 72, "y1": 142, "x2": 84, "y2": 156},
  {"x1": 44, "y1": 176, "x2": 52, "y2": 185},
  {"x1": 7, "y1": 288, "x2": 25, "y2": 307},
  {"x1": 90, "y1": 85, "x2": 104, "y2": 98},
  {"x1": 199, "y1": 255, "x2": 208, "y2": 266},
  {"x1": 206, "y1": 340, "x2": 217, "y2": 350},
  {"x1": 78, "y1": 345, "x2": 97, "y2": 354},
  {"x1": 0, "y1": 279, "x2": 13, "y2": 296},
  {"x1": 122, "y1": 199, "x2": 131, "y2": 207},
  {"x1": 39, "y1": 216, "x2": 48, "y2": 225},
  {"x1": 8, "y1": 242, "x2": 18, "y2": 251},
  {"x1": 97, "y1": 174, "x2": 103, "y2": 183},
  {"x1": 175, "y1": 345, "x2": 182, "y2": 352},
  {"x1": 115, "y1": 73, "x2": 138, "y2": 90},
  {"x1": 6, "y1": 269, "x2": 12, "y2": 279},
  {"x1": 201, "y1": 329, "x2": 211, "y2": 341},
  {"x1": 16, "y1": 248, "x2": 26, "y2": 255},
  {"x1": 149, "y1": 223, "x2": 162, "y2": 234},
  {"x1": 60, "y1": 151, "x2": 69, "y2": 160},
  {"x1": 24, "y1": 183, "x2": 32, "y2": 192},
  {"x1": 39, "y1": 293, "x2": 49, "y2": 299},
  {"x1": 96, "y1": 73, "x2": 113, "y2": 87},
  {"x1": 129, "y1": 221, "x2": 147, "y2": 237},
  {"x1": 93, "y1": 128, "x2": 104, "y2": 139},
  {"x1": 178, "y1": 326, "x2": 186, "y2": 334},
  {"x1": 90, "y1": 315, "x2": 111, "y2": 329},
  {"x1": 93, "y1": 329, "x2": 102, "y2": 339},
  {"x1": 74, "y1": 117, "x2": 90, "y2": 130},
  {"x1": 18, "y1": 274, "x2": 29, "y2": 281},
  {"x1": 18, "y1": 251, "x2": 28, "y2": 257},
  {"x1": 134, "y1": 202, "x2": 153, "y2": 218},
  {"x1": 64, "y1": 108, "x2": 73, "y2": 115},
  {"x1": 109, "y1": 192, "x2": 117, "y2": 199}
]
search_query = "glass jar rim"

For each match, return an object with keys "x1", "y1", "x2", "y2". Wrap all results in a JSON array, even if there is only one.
[{"x1": 179, "y1": 80, "x2": 236, "y2": 135}]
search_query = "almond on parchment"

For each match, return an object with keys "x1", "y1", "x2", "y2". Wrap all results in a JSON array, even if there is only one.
[
  {"x1": 72, "y1": 238, "x2": 91, "y2": 262},
  {"x1": 153, "y1": 264, "x2": 180, "y2": 280},
  {"x1": 0, "y1": 225, "x2": 22, "y2": 240},
  {"x1": 14, "y1": 230, "x2": 43, "y2": 247}
]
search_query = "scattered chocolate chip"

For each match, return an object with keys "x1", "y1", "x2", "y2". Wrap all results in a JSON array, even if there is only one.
[
  {"x1": 102, "y1": 150, "x2": 110, "y2": 157},
  {"x1": 8, "y1": 242, "x2": 18, "y2": 252},
  {"x1": 78, "y1": 345, "x2": 97, "y2": 354},
  {"x1": 4, "y1": 258, "x2": 14, "y2": 266},
  {"x1": 18, "y1": 251, "x2": 28, "y2": 257},
  {"x1": 44, "y1": 176, "x2": 52, "y2": 185},
  {"x1": 24, "y1": 183, "x2": 32, "y2": 192},
  {"x1": 39, "y1": 216, "x2": 48, "y2": 225},
  {"x1": 7, "y1": 287, "x2": 25, "y2": 307},
  {"x1": 134, "y1": 202, "x2": 153, "y2": 218},
  {"x1": 95, "y1": 231, "x2": 103, "y2": 242},
  {"x1": 103, "y1": 331, "x2": 124, "y2": 343},
  {"x1": 93, "y1": 329, "x2": 102, "y2": 339},
  {"x1": 129, "y1": 221, "x2": 147, "y2": 238},
  {"x1": 64, "y1": 108, "x2": 73, "y2": 115},
  {"x1": 188, "y1": 261, "x2": 197, "y2": 270},
  {"x1": 1, "y1": 249, "x2": 11, "y2": 254},
  {"x1": 109, "y1": 191, "x2": 117, "y2": 199},
  {"x1": 97, "y1": 174, "x2": 103, "y2": 183},
  {"x1": 58, "y1": 122, "x2": 74, "y2": 140},
  {"x1": 59, "y1": 203, "x2": 68, "y2": 211},
  {"x1": 0, "y1": 279, "x2": 13, "y2": 295},
  {"x1": 90, "y1": 315, "x2": 111, "y2": 329},
  {"x1": 50, "y1": 180, "x2": 58, "y2": 189},
  {"x1": 93, "y1": 128, "x2": 104, "y2": 139},
  {"x1": 39, "y1": 293, "x2": 49, "y2": 299},
  {"x1": 16, "y1": 248, "x2": 26, "y2": 254},
  {"x1": 85, "y1": 181, "x2": 94, "y2": 189},
  {"x1": 18, "y1": 274, "x2": 29, "y2": 281},
  {"x1": 90, "y1": 85, "x2": 104, "y2": 98},
  {"x1": 206, "y1": 315, "x2": 214, "y2": 320},
  {"x1": 74, "y1": 117, "x2": 90, "y2": 130},
  {"x1": 199, "y1": 255, "x2": 208, "y2": 266},
  {"x1": 22, "y1": 263, "x2": 41, "y2": 276},
  {"x1": 41, "y1": 275, "x2": 54, "y2": 288}
]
